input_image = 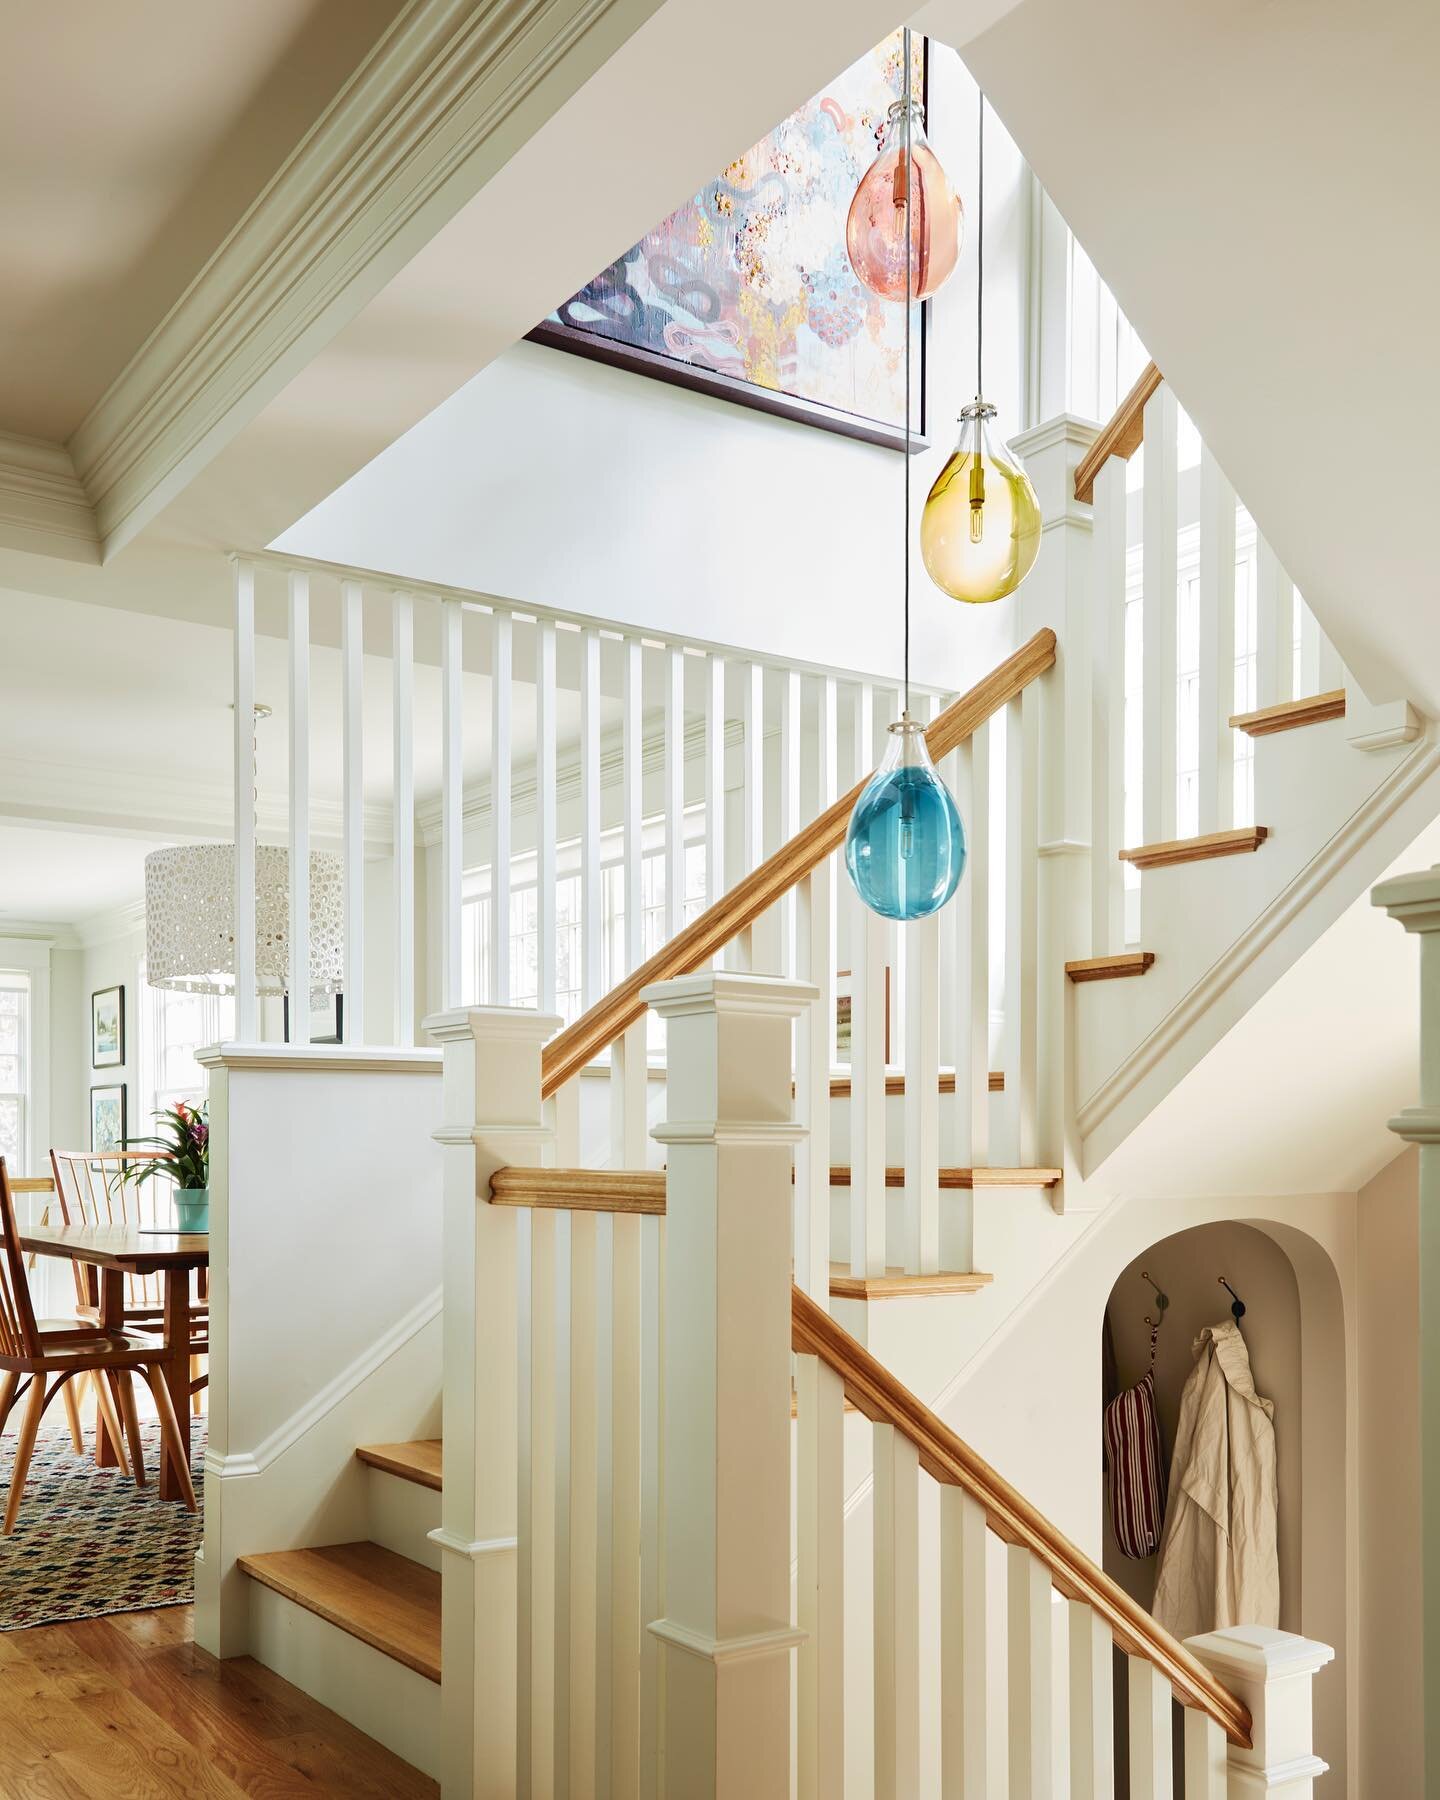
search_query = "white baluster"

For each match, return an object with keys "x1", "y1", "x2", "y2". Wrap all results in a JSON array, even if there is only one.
[
  {"x1": 664, "y1": 645, "x2": 686, "y2": 941},
  {"x1": 940, "y1": 1486, "x2": 987, "y2": 1799},
  {"x1": 1315, "y1": 618, "x2": 1344, "y2": 694},
  {"x1": 1067, "y1": 1601, "x2": 1113, "y2": 1800},
  {"x1": 491, "y1": 609, "x2": 513, "y2": 1006},
  {"x1": 780, "y1": 668, "x2": 802, "y2": 976},
  {"x1": 594, "y1": 1208, "x2": 615, "y2": 1799},
  {"x1": 1198, "y1": 450, "x2": 1237, "y2": 836},
  {"x1": 638, "y1": 1212, "x2": 663, "y2": 1800},
  {"x1": 340, "y1": 579, "x2": 365, "y2": 1042},
  {"x1": 232, "y1": 558, "x2": 257, "y2": 1040},
  {"x1": 1127, "y1": 1657, "x2": 1173, "y2": 1799},
  {"x1": 851, "y1": 684, "x2": 886, "y2": 1279},
  {"x1": 440, "y1": 597, "x2": 464, "y2": 1011},
  {"x1": 1001, "y1": 691, "x2": 1039, "y2": 1167},
  {"x1": 1090, "y1": 456, "x2": 1127, "y2": 946},
  {"x1": 391, "y1": 591, "x2": 414, "y2": 1045},
  {"x1": 287, "y1": 570, "x2": 310, "y2": 1044},
  {"x1": 904, "y1": 741, "x2": 941, "y2": 1275},
  {"x1": 523, "y1": 1203, "x2": 558, "y2": 1796},
  {"x1": 1297, "y1": 595, "x2": 1322, "y2": 699},
  {"x1": 706, "y1": 652, "x2": 727, "y2": 924},
  {"x1": 553, "y1": 1209, "x2": 574, "y2": 1794},
  {"x1": 581, "y1": 626, "x2": 603, "y2": 1013},
  {"x1": 951, "y1": 721, "x2": 991, "y2": 1209},
  {"x1": 1007, "y1": 1545, "x2": 1053, "y2": 1800},
  {"x1": 613, "y1": 637, "x2": 648, "y2": 1161},
  {"x1": 1141, "y1": 383, "x2": 1179, "y2": 847},
  {"x1": 873, "y1": 1423, "x2": 920, "y2": 1800},
  {"x1": 795, "y1": 869, "x2": 833, "y2": 1304},
  {"x1": 735, "y1": 659, "x2": 765, "y2": 970},
  {"x1": 1256, "y1": 537, "x2": 1292, "y2": 711},
  {"x1": 568, "y1": 1209, "x2": 599, "y2": 1785},
  {"x1": 795, "y1": 1353, "x2": 845, "y2": 1800},
  {"x1": 1182, "y1": 1708, "x2": 1226, "y2": 1800},
  {"x1": 537, "y1": 619, "x2": 558, "y2": 1015}
]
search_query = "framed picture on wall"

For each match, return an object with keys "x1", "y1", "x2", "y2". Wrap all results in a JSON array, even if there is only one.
[
  {"x1": 91, "y1": 985, "x2": 125, "y2": 1068},
  {"x1": 90, "y1": 1084, "x2": 127, "y2": 1153},
  {"x1": 528, "y1": 30, "x2": 930, "y2": 452}
]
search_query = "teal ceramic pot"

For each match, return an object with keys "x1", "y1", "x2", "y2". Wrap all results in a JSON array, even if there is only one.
[{"x1": 175, "y1": 1190, "x2": 210, "y2": 1233}]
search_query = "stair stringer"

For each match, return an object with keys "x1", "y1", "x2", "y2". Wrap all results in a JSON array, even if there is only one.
[{"x1": 1075, "y1": 715, "x2": 1440, "y2": 1174}]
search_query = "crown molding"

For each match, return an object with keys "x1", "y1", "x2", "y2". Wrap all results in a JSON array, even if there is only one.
[
  {"x1": 0, "y1": 920, "x2": 80, "y2": 949},
  {"x1": 69, "y1": 0, "x2": 634, "y2": 556},
  {"x1": 414, "y1": 714, "x2": 744, "y2": 847},
  {"x1": 0, "y1": 431, "x2": 99, "y2": 562},
  {"x1": 0, "y1": 751, "x2": 393, "y2": 850},
  {"x1": 73, "y1": 898, "x2": 149, "y2": 951}
]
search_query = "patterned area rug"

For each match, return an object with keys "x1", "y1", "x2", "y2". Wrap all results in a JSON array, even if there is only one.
[{"x1": 0, "y1": 1420, "x2": 204, "y2": 1630}]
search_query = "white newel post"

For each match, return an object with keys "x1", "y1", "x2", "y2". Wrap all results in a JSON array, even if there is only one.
[
  {"x1": 1373, "y1": 863, "x2": 1440, "y2": 1785},
  {"x1": 1010, "y1": 415, "x2": 1099, "y2": 1195},
  {"x1": 643, "y1": 972, "x2": 816, "y2": 1799},
  {"x1": 426, "y1": 1006, "x2": 560, "y2": 1800},
  {"x1": 1186, "y1": 1627, "x2": 1335, "y2": 1797}
]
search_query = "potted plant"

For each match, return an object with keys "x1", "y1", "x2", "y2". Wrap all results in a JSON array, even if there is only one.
[{"x1": 124, "y1": 1100, "x2": 211, "y2": 1233}]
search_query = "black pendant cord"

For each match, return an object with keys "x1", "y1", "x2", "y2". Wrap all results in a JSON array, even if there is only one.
[
  {"x1": 976, "y1": 91, "x2": 985, "y2": 400},
  {"x1": 902, "y1": 27, "x2": 913, "y2": 721}
]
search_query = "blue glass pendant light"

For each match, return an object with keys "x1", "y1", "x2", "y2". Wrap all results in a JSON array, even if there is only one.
[{"x1": 844, "y1": 27, "x2": 967, "y2": 923}]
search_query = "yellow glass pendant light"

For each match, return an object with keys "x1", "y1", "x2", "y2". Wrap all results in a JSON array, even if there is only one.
[{"x1": 920, "y1": 94, "x2": 1040, "y2": 606}]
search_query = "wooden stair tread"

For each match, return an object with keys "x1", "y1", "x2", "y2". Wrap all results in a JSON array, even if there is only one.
[
  {"x1": 238, "y1": 1543, "x2": 441, "y2": 1683},
  {"x1": 1118, "y1": 826, "x2": 1268, "y2": 871},
  {"x1": 823, "y1": 1069, "x2": 1005, "y2": 1097},
  {"x1": 1229, "y1": 689, "x2": 1346, "y2": 737},
  {"x1": 829, "y1": 1264, "x2": 994, "y2": 1300},
  {"x1": 356, "y1": 1440, "x2": 443, "y2": 1492},
  {"x1": 1066, "y1": 952, "x2": 1155, "y2": 983},
  {"x1": 823, "y1": 1165, "x2": 1062, "y2": 1190}
]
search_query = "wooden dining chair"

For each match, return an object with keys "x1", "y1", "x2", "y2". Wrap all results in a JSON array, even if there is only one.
[
  {"x1": 50, "y1": 1149, "x2": 210, "y2": 1452},
  {"x1": 0, "y1": 1158, "x2": 197, "y2": 1534}
]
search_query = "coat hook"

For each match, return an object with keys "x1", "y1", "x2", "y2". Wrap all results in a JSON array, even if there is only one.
[
  {"x1": 1219, "y1": 1275, "x2": 1246, "y2": 1322},
  {"x1": 1141, "y1": 1268, "x2": 1169, "y2": 1328}
]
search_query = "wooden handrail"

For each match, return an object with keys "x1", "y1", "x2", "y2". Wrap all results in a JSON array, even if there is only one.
[
  {"x1": 489, "y1": 1167, "x2": 665, "y2": 1215},
  {"x1": 791, "y1": 1285, "x2": 1253, "y2": 1748},
  {"x1": 540, "y1": 630, "x2": 1057, "y2": 1098},
  {"x1": 1074, "y1": 360, "x2": 1163, "y2": 503}
]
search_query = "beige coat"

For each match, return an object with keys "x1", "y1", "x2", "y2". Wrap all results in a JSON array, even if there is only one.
[{"x1": 1151, "y1": 1319, "x2": 1279, "y2": 1642}]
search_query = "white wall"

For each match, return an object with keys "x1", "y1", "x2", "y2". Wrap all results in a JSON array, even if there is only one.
[
  {"x1": 274, "y1": 51, "x2": 1030, "y2": 697},
  {"x1": 1356, "y1": 1147, "x2": 1422, "y2": 1795}
]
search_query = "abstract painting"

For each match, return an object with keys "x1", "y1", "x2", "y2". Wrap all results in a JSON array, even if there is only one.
[{"x1": 530, "y1": 31, "x2": 927, "y2": 448}]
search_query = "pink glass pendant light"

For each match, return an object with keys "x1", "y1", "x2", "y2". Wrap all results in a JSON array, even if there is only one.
[{"x1": 846, "y1": 50, "x2": 963, "y2": 303}]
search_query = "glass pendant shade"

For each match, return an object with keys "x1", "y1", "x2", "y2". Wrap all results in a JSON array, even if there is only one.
[
  {"x1": 845, "y1": 719, "x2": 966, "y2": 921},
  {"x1": 921, "y1": 401, "x2": 1042, "y2": 604},
  {"x1": 846, "y1": 102, "x2": 963, "y2": 302}
]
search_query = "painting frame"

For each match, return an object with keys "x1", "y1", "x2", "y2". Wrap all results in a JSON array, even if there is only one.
[
  {"x1": 527, "y1": 35, "x2": 933, "y2": 454},
  {"x1": 91, "y1": 985, "x2": 125, "y2": 1068},
  {"x1": 90, "y1": 1084, "x2": 127, "y2": 1154}
]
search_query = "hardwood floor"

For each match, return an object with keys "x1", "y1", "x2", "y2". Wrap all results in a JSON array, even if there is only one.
[{"x1": 0, "y1": 1604, "x2": 437, "y2": 1798}]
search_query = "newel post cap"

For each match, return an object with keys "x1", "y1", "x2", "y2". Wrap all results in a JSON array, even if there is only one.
[
  {"x1": 423, "y1": 1006, "x2": 564, "y2": 1046},
  {"x1": 641, "y1": 971, "x2": 818, "y2": 1020},
  {"x1": 1184, "y1": 1625, "x2": 1334, "y2": 1687},
  {"x1": 1373, "y1": 864, "x2": 1440, "y2": 932}
]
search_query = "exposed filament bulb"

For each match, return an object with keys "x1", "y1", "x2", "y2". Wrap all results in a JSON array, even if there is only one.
[{"x1": 968, "y1": 455, "x2": 986, "y2": 544}]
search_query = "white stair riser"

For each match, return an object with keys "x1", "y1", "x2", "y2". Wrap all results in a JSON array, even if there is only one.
[
  {"x1": 365, "y1": 1465, "x2": 443, "y2": 1572},
  {"x1": 245, "y1": 1581, "x2": 440, "y2": 1779}
]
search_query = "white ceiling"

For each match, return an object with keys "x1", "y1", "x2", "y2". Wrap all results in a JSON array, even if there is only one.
[
  {"x1": 0, "y1": 822, "x2": 170, "y2": 928},
  {"x1": 0, "y1": 0, "x2": 404, "y2": 441}
]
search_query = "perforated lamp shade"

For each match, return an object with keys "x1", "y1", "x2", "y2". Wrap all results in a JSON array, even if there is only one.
[{"x1": 144, "y1": 844, "x2": 344, "y2": 999}]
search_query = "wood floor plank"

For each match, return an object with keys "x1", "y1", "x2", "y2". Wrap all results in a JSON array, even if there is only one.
[{"x1": 0, "y1": 1608, "x2": 437, "y2": 1800}]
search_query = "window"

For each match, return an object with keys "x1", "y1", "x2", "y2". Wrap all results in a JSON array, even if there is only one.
[
  {"x1": 0, "y1": 976, "x2": 29, "y2": 1175},
  {"x1": 140, "y1": 970, "x2": 232, "y2": 1128},
  {"x1": 459, "y1": 823, "x2": 707, "y2": 1042}
]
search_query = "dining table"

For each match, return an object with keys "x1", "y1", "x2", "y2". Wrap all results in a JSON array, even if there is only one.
[{"x1": 18, "y1": 1219, "x2": 209, "y2": 1503}]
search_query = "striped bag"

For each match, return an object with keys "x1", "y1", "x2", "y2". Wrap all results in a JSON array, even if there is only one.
[{"x1": 1103, "y1": 1369, "x2": 1168, "y2": 1559}]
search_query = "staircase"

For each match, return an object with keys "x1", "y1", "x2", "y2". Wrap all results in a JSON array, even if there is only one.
[{"x1": 188, "y1": 351, "x2": 1431, "y2": 1792}]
